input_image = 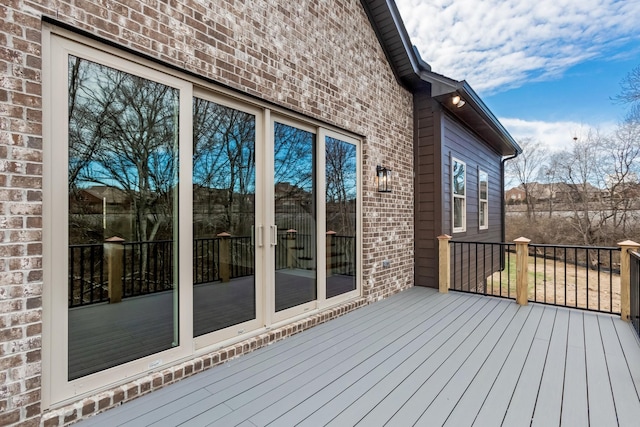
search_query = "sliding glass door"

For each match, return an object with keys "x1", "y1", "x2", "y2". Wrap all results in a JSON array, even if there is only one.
[
  {"x1": 192, "y1": 97, "x2": 257, "y2": 337},
  {"x1": 273, "y1": 122, "x2": 317, "y2": 313}
]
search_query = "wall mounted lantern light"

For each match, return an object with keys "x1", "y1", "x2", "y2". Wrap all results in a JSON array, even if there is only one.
[
  {"x1": 376, "y1": 165, "x2": 392, "y2": 193},
  {"x1": 452, "y1": 94, "x2": 466, "y2": 108}
]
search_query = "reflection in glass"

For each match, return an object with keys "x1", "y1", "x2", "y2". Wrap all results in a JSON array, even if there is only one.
[
  {"x1": 453, "y1": 161, "x2": 465, "y2": 195},
  {"x1": 67, "y1": 56, "x2": 179, "y2": 380},
  {"x1": 192, "y1": 98, "x2": 256, "y2": 336},
  {"x1": 274, "y1": 122, "x2": 316, "y2": 311},
  {"x1": 479, "y1": 170, "x2": 488, "y2": 228},
  {"x1": 454, "y1": 198, "x2": 465, "y2": 229},
  {"x1": 325, "y1": 137, "x2": 357, "y2": 298},
  {"x1": 479, "y1": 171, "x2": 488, "y2": 200}
]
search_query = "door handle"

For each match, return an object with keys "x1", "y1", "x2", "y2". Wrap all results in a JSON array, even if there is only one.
[
  {"x1": 271, "y1": 225, "x2": 278, "y2": 246},
  {"x1": 255, "y1": 225, "x2": 263, "y2": 248}
]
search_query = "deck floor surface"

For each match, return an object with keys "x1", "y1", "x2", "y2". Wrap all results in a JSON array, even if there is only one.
[{"x1": 78, "y1": 287, "x2": 640, "y2": 426}]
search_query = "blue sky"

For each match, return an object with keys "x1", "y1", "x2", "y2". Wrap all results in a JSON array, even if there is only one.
[{"x1": 396, "y1": 0, "x2": 640, "y2": 151}]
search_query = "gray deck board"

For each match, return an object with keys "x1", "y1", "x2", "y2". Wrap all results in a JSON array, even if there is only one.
[
  {"x1": 561, "y1": 310, "x2": 589, "y2": 427},
  {"x1": 212, "y1": 291, "x2": 463, "y2": 425},
  {"x1": 77, "y1": 287, "x2": 640, "y2": 427},
  {"x1": 392, "y1": 300, "x2": 516, "y2": 426},
  {"x1": 360, "y1": 298, "x2": 505, "y2": 426},
  {"x1": 294, "y1": 293, "x2": 479, "y2": 427},
  {"x1": 530, "y1": 307, "x2": 569, "y2": 427},
  {"x1": 612, "y1": 317, "x2": 640, "y2": 398},
  {"x1": 501, "y1": 306, "x2": 556, "y2": 427},
  {"x1": 251, "y1": 293, "x2": 464, "y2": 426},
  {"x1": 329, "y1": 296, "x2": 496, "y2": 427},
  {"x1": 600, "y1": 316, "x2": 640, "y2": 426},
  {"x1": 442, "y1": 302, "x2": 534, "y2": 427},
  {"x1": 472, "y1": 304, "x2": 545, "y2": 426},
  {"x1": 412, "y1": 301, "x2": 520, "y2": 426},
  {"x1": 584, "y1": 312, "x2": 618, "y2": 426}
]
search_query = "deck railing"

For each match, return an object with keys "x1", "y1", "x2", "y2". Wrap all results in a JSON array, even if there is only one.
[
  {"x1": 450, "y1": 241, "x2": 515, "y2": 299},
  {"x1": 68, "y1": 243, "x2": 107, "y2": 308},
  {"x1": 69, "y1": 234, "x2": 355, "y2": 307},
  {"x1": 442, "y1": 236, "x2": 635, "y2": 316},
  {"x1": 631, "y1": 250, "x2": 640, "y2": 336}
]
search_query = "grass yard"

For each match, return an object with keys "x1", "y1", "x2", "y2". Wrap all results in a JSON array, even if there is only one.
[{"x1": 484, "y1": 254, "x2": 620, "y2": 313}]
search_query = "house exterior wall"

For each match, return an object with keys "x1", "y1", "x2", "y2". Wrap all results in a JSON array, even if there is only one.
[
  {"x1": 441, "y1": 113, "x2": 504, "y2": 290},
  {"x1": 414, "y1": 100, "x2": 505, "y2": 289},
  {"x1": 414, "y1": 93, "x2": 441, "y2": 288},
  {"x1": 0, "y1": 1, "x2": 414, "y2": 425},
  {"x1": 441, "y1": 114, "x2": 503, "y2": 241}
]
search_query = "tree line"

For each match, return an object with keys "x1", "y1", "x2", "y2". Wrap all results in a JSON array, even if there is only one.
[{"x1": 506, "y1": 65, "x2": 640, "y2": 247}]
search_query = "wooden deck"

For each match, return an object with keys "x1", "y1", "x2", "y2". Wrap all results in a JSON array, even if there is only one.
[{"x1": 77, "y1": 287, "x2": 640, "y2": 426}]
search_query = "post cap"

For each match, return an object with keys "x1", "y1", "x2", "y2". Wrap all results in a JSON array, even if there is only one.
[
  {"x1": 326, "y1": 230, "x2": 337, "y2": 235},
  {"x1": 286, "y1": 229, "x2": 297, "y2": 233},
  {"x1": 216, "y1": 232, "x2": 231, "y2": 237},
  {"x1": 437, "y1": 234, "x2": 452, "y2": 240},
  {"x1": 105, "y1": 236, "x2": 125, "y2": 243},
  {"x1": 617, "y1": 240, "x2": 640, "y2": 248},
  {"x1": 514, "y1": 237, "x2": 531, "y2": 244}
]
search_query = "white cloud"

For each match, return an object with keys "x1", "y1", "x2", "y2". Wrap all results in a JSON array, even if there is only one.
[
  {"x1": 396, "y1": 0, "x2": 640, "y2": 94},
  {"x1": 499, "y1": 117, "x2": 617, "y2": 151}
]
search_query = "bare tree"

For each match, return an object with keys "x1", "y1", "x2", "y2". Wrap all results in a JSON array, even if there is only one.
[
  {"x1": 325, "y1": 137, "x2": 356, "y2": 235},
  {"x1": 539, "y1": 153, "x2": 563, "y2": 218},
  {"x1": 505, "y1": 138, "x2": 548, "y2": 220},
  {"x1": 193, "y1": 98, "x2": 256, "y2": 237},
  {"x1": 615, "y1": 64, "x2": 640, "y2": 105},
  {"x1": 69, "y1": 56, "x2": 178, "y2": 245}
]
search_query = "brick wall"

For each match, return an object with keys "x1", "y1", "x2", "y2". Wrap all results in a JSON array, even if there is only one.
[{"x1": 0, "y1": 0, "x2": 414, "y2": 425}]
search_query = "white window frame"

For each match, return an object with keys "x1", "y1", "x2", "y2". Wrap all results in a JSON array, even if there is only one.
[
  {"x1": 45, "y1": 31, "x2": 195, "y2": 407},
  {"x1": 479, "y1": 170, "x2": 488, "y2": 230},
  {"x1": 452, "y1": 158, "x2": 466, "y2": 233}
]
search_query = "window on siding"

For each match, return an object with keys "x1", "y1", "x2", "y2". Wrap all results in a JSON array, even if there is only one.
[
  {"x1": 479, "y1": 170, "x2": 488, "y2": 230},
  {"x1": 452, "y1": 158, "x2": 466, "y2": 233}
]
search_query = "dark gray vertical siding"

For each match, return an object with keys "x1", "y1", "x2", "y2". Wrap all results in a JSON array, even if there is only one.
[
  {"x1": 441, "y1": 114, "x2": 504, "y2": 290},
  {"x1": 414, "y1": 92, "x2": 440, "y2": 288},
  {"x1": 441, "y1": 114, "x2": 502, "y2": 242},
  {"x1": 414, "y1": 103, "x2": 506, "y2": 290}
]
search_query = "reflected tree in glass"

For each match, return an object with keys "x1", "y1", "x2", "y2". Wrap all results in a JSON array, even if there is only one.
[
  {"x1": 67, "y1": 56, "x2": 179, "y2": 380},
  {"x1": 273, "y1": 122, "x2": 316, "y2": 311},
  {"x1": 192, "y1": 98, "x2": 256, "y2": 336},
  {"x1": 325, "y1": 137, "x2": 357, "y2": 298}
]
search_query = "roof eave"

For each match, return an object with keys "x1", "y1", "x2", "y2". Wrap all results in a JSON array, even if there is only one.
[
  {"x1": 360, "y1": 0, "x2": 521, "y2": 157},
  {"x1": 418, "y1": 69, "x2": 522, "y2": 156}
]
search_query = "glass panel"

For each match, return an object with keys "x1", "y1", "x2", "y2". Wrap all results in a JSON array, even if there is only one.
[
  {"x1": 453, "y1": 161, "x2": 465, "y2": 195},
  {"x1": 325, "y1": 137, "x2": 357, "y2": 298},
  {"x1": 67, "y1": 56, "x2": 179, "y2": 380},
  {"x1": 192, "y1": 98, "x2": 256, "y2": 336},
  {"x1": 480, "y1": 201, "x2": 487, "y2": 227},
  {"x1": 454, "y1": 197, "x2": 465, "y2": 229},
  {"x1": 479, "y1": 171, "x2": 488, "y2": 200},
  {"x1": 274, "y1": 122, "x2": 316, "y2": 311}
]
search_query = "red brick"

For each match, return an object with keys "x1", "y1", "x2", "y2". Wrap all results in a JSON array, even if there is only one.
[
  {"x1": 0, "y1": 410, "x2": 20, "y2": 425},
  {"x1": 81, "y1": 399, "x2": 96, "y2": 416},
  {"x1": 63, "y1": 408, "x2": 77, "y2": 424},
  {"x1": 43, "y1": 414, "x2": 60, "y2": 427}
]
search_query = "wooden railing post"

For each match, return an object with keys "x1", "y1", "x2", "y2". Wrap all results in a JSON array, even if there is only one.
[
  {"x1": 104, "y1": 236, "x2": 124, "y2": 303},
  {"x1": 326, "y1": 230, "x2": 336, "y2": 278},
  {"x1": 437, "y1": 235, "x2": 452, "y2": 293},
  {"x1": 286, "y1": 229, "x2": 297, "y2": 269},
  {"x1": 618, "y1": 240, "x2": 640, "y2": 322},
  {"x1": 217, "y1": 232, "x2": 231, "y2": 283},
  {"x1": 514, "y1": 237, "x2": 531, "y2": 306}
]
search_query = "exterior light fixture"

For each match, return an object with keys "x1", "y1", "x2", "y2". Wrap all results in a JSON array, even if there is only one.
[
  {"x1": 452, "y1": 95, "x2": 466, "y2": 108},
  {"x1": 376, "y1": 165, "x2": 392, "y2": 193}
]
